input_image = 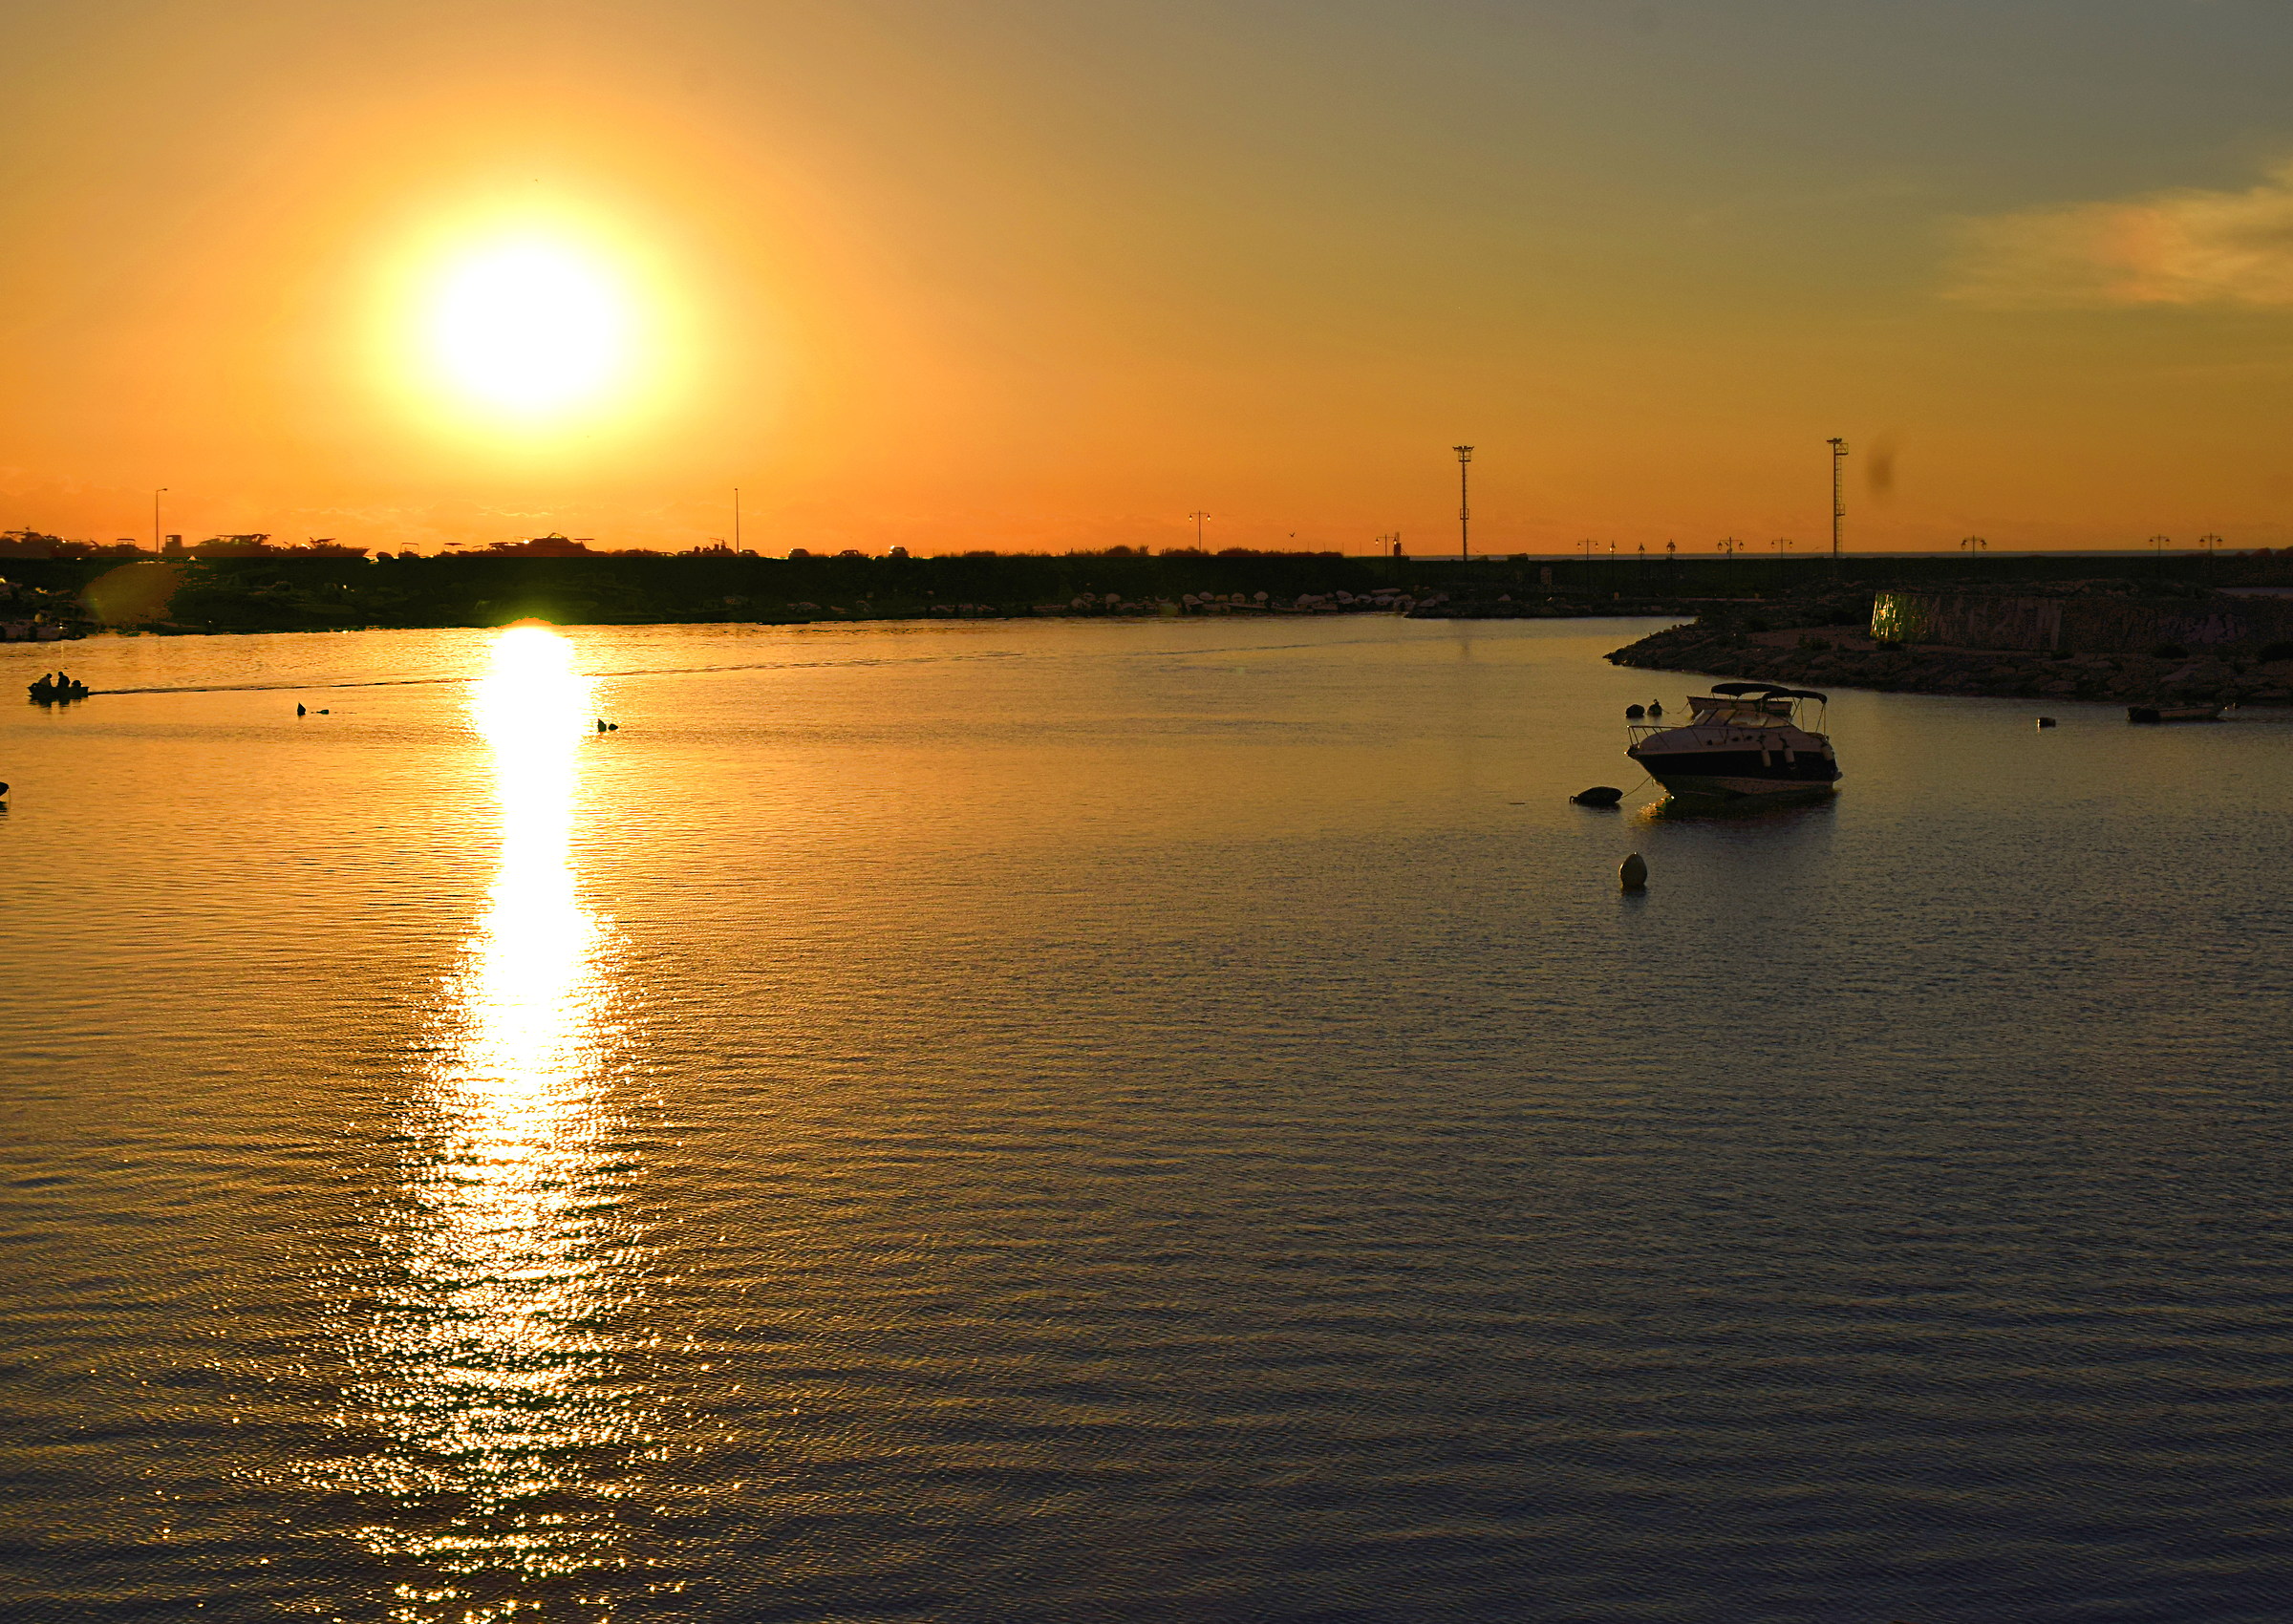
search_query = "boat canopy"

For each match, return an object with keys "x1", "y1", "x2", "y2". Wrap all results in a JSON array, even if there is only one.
[{"x1": 1709, "y1": 682, "x2": 1829, "y2": 703}]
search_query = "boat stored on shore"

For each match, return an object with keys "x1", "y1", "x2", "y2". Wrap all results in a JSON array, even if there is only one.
[{"x1": 1626, "y1": 683, "x2": 1841, "y2": 801}]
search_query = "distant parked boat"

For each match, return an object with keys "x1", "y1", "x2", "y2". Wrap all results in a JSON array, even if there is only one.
[{"x1": 2127, "y1": 704, "x2": 2221, "y2": 724}]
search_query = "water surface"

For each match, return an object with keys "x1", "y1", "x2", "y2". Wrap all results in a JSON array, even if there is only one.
[{"x1": 5, "y1": 617, "x2": 2290, "y2": 1623}]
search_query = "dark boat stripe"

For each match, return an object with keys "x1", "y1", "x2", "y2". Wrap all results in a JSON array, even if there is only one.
[{"x1": 1626, "y1": 748, "x2": 1841, "y2": 783}]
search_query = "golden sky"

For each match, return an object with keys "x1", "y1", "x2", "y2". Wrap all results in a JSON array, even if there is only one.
[{"x1": 6, "y1": 0, "x2": 2293, "y2": 555}]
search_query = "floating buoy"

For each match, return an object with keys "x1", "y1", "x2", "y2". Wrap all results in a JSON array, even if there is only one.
[
  {"x1": 1572, "y1": 785, "x2": 1624, "y2": 806},
  {"x1": 2036, "y1": 716, "x2": 2057, "y2": 728},
  {"x1": 317, "y1": 708, "x2": 329, "y2": 715},
  {"x1": 296, "y1": 703, "x2": 306, "y2": 716},
  {"x1": 1646, "y1": 701, "x2": 1663, "y2": 717},
  {"x1": 0, "y1": 782, "x2": 10, "y2": 799},
  {"x1": 1624, "y1": 704, "x2": 1645, "y2": 719},
  {"x1": 1619, "y1": 853, "x2": 1648, "y2": 890}
]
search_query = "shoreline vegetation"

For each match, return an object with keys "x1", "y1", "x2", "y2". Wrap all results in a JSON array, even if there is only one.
[{"x1": 7, "y1": 538, "x2": 2293, "y2": 707}]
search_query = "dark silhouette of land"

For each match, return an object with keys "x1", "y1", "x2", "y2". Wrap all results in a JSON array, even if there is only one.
[{"x1": 5, "y1": 529, "x2": 2287, "y2": 641}]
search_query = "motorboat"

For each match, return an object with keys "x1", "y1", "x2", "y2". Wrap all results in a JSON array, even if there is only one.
[{"x1": 1626, "y1": 682, "x2": 1841, "y2": 801}]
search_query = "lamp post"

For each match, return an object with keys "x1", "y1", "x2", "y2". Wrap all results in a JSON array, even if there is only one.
[
  {"x1": 733, "y1": 487, "x2": 741, "y2": 552},
  {"x1": 1452, "y1": 446, "x2": 1473, "y2": 561},
  {"x1": 1827, "y1": 438, "x2": 1848, "y2": 564},
  {"x1": 153, "y1": 487, "x2": 167, "y2": 554},
  {"x1": 1189, "y1": 511, "x2": 1208, "y2": 549},
  {"x1": 1960, "y1": 535, "x2": 1987, "y2": 555}
]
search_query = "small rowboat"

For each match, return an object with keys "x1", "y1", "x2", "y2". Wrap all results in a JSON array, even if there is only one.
[{"x1": 2127, "y1": 705, "x2": 2220, "y2": 724}]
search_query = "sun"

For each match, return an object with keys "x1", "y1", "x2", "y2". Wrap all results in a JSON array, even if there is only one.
[{"x1": 424, "y1": 238, "x2": 633, "y2": 418}]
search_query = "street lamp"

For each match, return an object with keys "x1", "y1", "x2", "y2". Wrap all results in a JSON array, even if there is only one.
[
  {"x1": 1189, "y1": 511, "x2": 1208, "y2": 549},
  {"x1": 153, "y1": 487, "x2": 167, "y2": 553},
  {"x1": 1960, "y1": 535, "x2": 1987, "y2": 554},
  {"x1": 1826, "y1": 438, "x2": 1848, "y2": 561},
  {"x1": 1452, "y1": 446, "x2": 1473, "y2": 560}
]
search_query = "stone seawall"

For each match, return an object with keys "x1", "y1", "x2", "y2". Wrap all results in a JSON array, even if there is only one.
[
  {"x1": 1608, "y1": 621, "x2": 2293, "y2": 708},
  {"x1": 1871, "y1": 588, "x2": 2293, "y2": 655}
]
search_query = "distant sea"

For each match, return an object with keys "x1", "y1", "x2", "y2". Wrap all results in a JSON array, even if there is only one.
[{"x1": 5, "y1": 617, "x2": 2291, "y2": 1623}]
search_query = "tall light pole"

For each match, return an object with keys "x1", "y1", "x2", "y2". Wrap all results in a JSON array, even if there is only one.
[
  {"x1": 1453, "y1": 446, "x2": 1473, "y2": 561},
  {"x1": 1826, "y1": 438, "x2": 1848, "y2": 562},
  {"x1": 153, "y1": 487, "x2": 167, "y2": 553},
  {"x1": 733, "y1": 487, "x2": 741, "y2": 552},
  {"x1": 1189, "y1": 510, "x2": 1208, "y2": 549}
]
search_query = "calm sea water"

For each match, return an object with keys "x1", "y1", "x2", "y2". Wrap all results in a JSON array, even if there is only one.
[{"x1": 4, "y1": 616, "x2": 2291, "y2": 1624}]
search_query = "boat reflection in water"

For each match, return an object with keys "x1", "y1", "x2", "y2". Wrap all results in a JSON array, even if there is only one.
[{"x1": 348, "y1": 624, "x2": 642, "y2": 1615}]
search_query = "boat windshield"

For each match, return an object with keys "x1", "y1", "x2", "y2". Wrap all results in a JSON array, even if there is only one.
[{"x1": 1634, "y1": 686, "x2": 1829, "y2": 734}]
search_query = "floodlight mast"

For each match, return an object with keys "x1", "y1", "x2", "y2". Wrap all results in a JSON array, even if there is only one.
[
  {"x1": 1827, "y1": 438, "x2": 1848, "y2": 562},
  {"x1": 1453, "y1": 446, "x2": 1474, "y2": 560}
]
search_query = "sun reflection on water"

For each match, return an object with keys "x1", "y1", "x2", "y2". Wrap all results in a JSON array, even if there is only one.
[{"x1": 349, "y1": 625, "x2": 640, "y2": 1619}]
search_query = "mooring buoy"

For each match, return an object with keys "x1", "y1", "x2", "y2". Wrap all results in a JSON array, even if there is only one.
[
  {"x1": 1573, "y1": 785, "x2": 1624, "y2": 807},
  {"x1": 1619, "y1": 853, "x2": 1648, "y2": 890}
]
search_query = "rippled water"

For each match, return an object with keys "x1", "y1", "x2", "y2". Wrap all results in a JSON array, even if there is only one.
[{"x1": 4, "y1": 616, "x2": 2291, "y2": 1623}]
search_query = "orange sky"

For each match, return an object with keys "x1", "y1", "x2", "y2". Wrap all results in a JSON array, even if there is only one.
[{"x1": 5, "y1": 1, "x2": 2293, "y2": 555}]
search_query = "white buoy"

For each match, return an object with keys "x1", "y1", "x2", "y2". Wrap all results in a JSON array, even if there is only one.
[{"x1": 1619, "y1": 853, "x2": 1648, "y2": 891}]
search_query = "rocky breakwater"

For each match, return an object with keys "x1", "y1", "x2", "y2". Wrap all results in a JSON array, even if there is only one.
[{"x1": 1609, "y1": 606, "x2": 2293, "y2": 709}]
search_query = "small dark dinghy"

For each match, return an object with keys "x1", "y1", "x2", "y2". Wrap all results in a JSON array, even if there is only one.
[
  {"x1": 1571, "y1": 785, "x2": 1625, "y2": 807},
  {"x1": 2127, "y1": 704, "x2": 2220, "y2": 724},
  {"x1": 27, "y1": 673, "x2": 90, "y2": 705}
]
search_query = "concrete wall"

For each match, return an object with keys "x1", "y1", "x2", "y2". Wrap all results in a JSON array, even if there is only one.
[{"x1": 1871, "y1": 590, "x2": 2293, "y2": 653}]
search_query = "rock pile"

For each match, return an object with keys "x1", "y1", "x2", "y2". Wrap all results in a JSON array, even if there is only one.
[{"x1": 1608, "y1": 621, "x2": 2293, "y2": 707}]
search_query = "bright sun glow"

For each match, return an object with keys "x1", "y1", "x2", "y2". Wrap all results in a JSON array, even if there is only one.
[{"x1": 426, "y1": 240, "x2": 633, "y2": 417}]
